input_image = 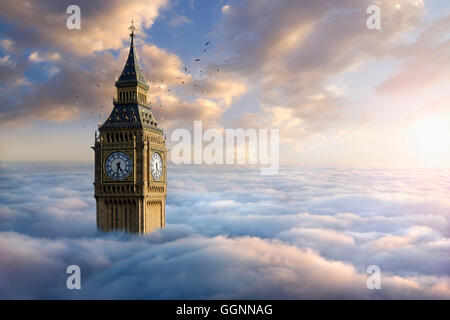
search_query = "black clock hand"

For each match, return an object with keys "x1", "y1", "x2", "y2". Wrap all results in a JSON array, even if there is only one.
[{"x1": 116, "y1": 162, "x2": 123, "y2": 173}]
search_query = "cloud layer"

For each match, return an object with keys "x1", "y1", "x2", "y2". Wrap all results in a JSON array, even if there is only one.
[{"x1": 0, "y1": 163, "x2": 449, "y2": 299}]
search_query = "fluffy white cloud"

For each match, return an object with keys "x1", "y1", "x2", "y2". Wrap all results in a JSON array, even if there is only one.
[
  {"x1": 28, "y1": 51, "x2": 61, "y2": 63},
  {"x1": 0, "y1": 163, "x2": 449, "y2": 298},
  {"x1": 0, "y1": 0, "x2": 169, "y2": 56}
]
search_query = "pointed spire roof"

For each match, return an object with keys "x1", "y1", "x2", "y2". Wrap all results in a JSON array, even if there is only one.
[{"x1": 116, "y1": 20, "x2": 148, "y2": 88}]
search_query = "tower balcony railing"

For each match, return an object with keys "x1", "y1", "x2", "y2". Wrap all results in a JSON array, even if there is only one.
[{"x1": 113, "y1": 97, "x2": 150, "y2": 108}]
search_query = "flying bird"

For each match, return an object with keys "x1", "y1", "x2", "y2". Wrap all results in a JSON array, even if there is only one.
[
  {"x1": 205, "y1": 41, "x2": 210, "y2": 46},
  {"x1": 194, "y1": 59, "x2": 200, "y2": 62}
]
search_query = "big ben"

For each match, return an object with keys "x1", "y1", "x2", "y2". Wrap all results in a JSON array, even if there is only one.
[{"x1": 93, "y1": 22, "x2": 167, "y2": 234}]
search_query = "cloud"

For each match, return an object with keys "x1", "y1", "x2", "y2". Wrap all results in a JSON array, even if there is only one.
[
  {"x1": 377, "y1": 15, "x2": 450, "y2": 95},
  {"x1": 0, "y1": 39, "x2": 14, "y2": 51},
  {"x1": 28, "y1": 51, "x2": 61, "y2": 63},
  {"x1": 0, "y1": 0, "x2": 166, "y2": 125},
  {"x1": 0, "y1": 163, "x2": 449, "y2": 298},
  {"x1": 1, "y1": 230, "x2": 449, "y2": 299},
  {"x1": 0, "y1": 54, "x2": 29, "y2": 94},
  {"x1": 0, "y1": 0, "x2": 169, "y2": 56},
  {"x1": 221, "y1": 5, "x2": 231, "y2": 15},
  {"x1": 0, "y1": 1, "x2": 246, "y2": 129},
  {"x1": 213, "y1": 0, "x2": 426, "y2": 142},
  {"x1": 168, "y1": 14, "x2": 192, "y2": 27}
]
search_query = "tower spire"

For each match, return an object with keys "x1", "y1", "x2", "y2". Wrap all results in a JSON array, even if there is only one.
[
  {"x1": 101, "y1": 21, "x2": 160, "y2": 131},
  {"x1": 115, "y1": 20, "x2": 148, "y2": 90}
]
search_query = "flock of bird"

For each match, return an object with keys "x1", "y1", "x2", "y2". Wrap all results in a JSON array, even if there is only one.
[{"x1": 76, "y1": 40, "x2": 230, "y2": 128}]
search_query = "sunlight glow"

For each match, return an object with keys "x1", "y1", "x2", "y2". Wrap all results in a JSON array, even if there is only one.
[{"x1": 405, "y1": 115, "x2": 450, "y2": 168}]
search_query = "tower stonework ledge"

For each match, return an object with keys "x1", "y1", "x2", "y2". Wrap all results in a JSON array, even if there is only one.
[{"x1": 93, "y1": 22, "x2": 167, "y2": 234}]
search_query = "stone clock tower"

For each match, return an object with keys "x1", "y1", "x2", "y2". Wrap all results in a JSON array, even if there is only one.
[{"x1": 93, "y1": 22, "x2": 167, "y2": 234}]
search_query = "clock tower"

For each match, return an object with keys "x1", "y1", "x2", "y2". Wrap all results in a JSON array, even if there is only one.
[{"x1": 93, "y1": 22, "x2": 167, "y2": 234}]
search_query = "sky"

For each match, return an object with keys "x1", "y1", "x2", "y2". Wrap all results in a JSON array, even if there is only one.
[
  {"x1": 0, "y1": 163, "x2": 449, "y2": 299},
  {"x1": 0, "y1": 0, "x2": 449, "y2": 167}
]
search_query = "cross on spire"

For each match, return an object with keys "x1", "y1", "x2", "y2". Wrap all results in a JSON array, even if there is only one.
[{"x1": 129, "y1": 19, "x2": 137, "y2": 39}]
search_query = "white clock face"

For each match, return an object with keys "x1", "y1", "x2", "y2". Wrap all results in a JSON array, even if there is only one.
[
  {"x1": 105, "y1": 151, "x2": 132, "y2": 181},
  {"x1": 151, "y1": 152, "x2": 163, "y2": 180}
]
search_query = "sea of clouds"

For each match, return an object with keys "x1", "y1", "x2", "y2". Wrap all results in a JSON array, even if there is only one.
[{"x1": 0, "y1": 163, "x2": 449, "y2": 299}]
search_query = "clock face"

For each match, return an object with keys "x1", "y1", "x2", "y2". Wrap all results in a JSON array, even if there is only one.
[
  {"x1": 151, "y1": 152, "x2": 163, "y2": 180},
  {"x1": 105, "y1": 151, "x2": 132, "y2": 181}
]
